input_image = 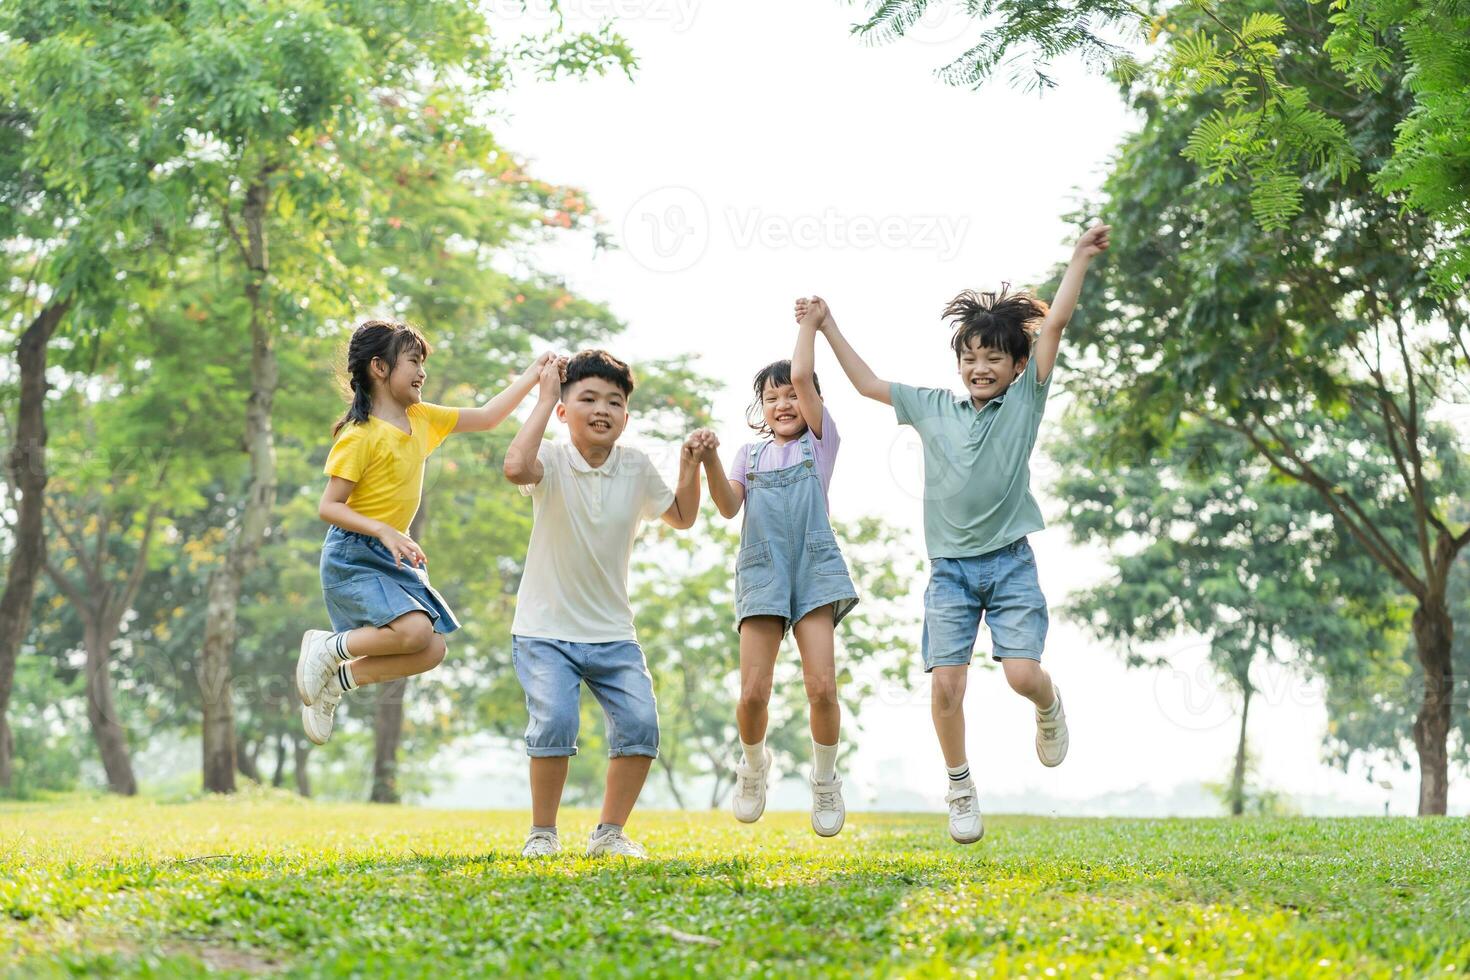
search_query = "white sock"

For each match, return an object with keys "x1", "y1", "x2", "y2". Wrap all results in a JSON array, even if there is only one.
[
  {"x1": 334, "y1": 662, "x2": 357, "y2": 693},
  {"x1": 741, "y1": 740, "x2": 766, "y2": 769},
  {"x1": 812, "y1": 739, "x2": 838, "y2": 782},
  {"x1": 947, "y1": 762, "x2": 972, "y2": 785},
  {"x1": 1038, "y1": 688, "x2": 1061, "y2": 718},
  {"x1": 330, "y1": 631, "x2": 354, "y2": 663}
]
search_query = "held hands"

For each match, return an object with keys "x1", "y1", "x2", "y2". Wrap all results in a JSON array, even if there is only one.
[
  {"x1": 1074, "y1": 223, "x2": 1111, "y2": 260},
  {"x1": 682, "y1": 428, "x2": 719, "y2": 466},
  {"x1": 793, "y1": 295, "x2": 831, "y2": 330},
  {"x1": 535, "y1": 354, "x2": 569, "y2": 403},
  {"x1": 376, "y1": 525, "x2": 428, "y2": 569}
]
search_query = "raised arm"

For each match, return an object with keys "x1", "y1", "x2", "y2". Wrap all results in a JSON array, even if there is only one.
[
  {"x1": 502, "y1": 358, "x2": 563, "y2": 485},
  {"x1": 661, "y1": 430, "x2": 708, "y2": 530},
  {"x1": 791, "y1": 298, "x2": 825, "y2": 438},
  {"x1": 796, "y1": 296, "x2": 892, "y2": 406},
  {"x1": 455, "y1": 351, "x2": 559, "y2": 433},
  {"x1": 1031, "y1": 223, "x2": 1110, "y2": 384}
]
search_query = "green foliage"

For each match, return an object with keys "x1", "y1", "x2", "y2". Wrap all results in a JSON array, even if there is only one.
[{"x1": 3, "y1": 798, "x2": 1470, "y2": 973}]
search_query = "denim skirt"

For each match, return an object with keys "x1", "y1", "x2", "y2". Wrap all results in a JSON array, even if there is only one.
[{"x1": 319, "y1": 526, "x2": 461, "y2": 634}]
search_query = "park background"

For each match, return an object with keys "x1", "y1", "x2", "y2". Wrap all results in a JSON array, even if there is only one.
[{"x1": 3, "y1": 0, "x2": 1468, "y2": 822}]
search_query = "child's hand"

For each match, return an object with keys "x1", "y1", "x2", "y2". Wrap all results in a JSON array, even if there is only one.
[
  {"x1": 536, "y1": 357, "x2": 564, "y2": 402},
  {"x1": 522, "y1": 351, "x2": 558, "y2": 382},
  {"x1": 376, "y1": 526, "x2": 428, "y2": 569},
  {"x1": 795, "y1": 295, "x2": 833, "y2": 330},
  {"x1": 1074, "y1": 223, "x2": 1111, "y2": 259},
  {"x1": 689, "y1": 428, "x2": 719, "y2": 461},
  {"x1": 680, "y1": 430, "x2": 713, "y2": 466}
]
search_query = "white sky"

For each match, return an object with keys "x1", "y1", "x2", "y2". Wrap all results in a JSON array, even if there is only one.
[{"x1": 444, "y1": 0, "x2": 1467, "y2": 815}]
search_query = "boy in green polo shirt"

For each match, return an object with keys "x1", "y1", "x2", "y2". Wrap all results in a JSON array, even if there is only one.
[{"x1": 798, "y1": 223, "x2": 1110, "y2": 844}]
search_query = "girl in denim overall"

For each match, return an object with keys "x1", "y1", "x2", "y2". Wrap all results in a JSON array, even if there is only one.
[{"x1": 701, "y1": 298, "x2": 859, "y2": 836}]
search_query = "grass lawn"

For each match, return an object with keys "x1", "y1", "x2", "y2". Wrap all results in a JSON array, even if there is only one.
[{"x1": 2, "y1": 794, "x2": 1467, "y2": 977}]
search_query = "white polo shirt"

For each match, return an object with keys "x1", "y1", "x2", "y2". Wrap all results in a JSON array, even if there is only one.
[{"x1": 510, "y1": 440, "x2": 675, "y2": 643}]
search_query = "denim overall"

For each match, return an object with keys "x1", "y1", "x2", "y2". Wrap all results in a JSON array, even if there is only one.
[{"x1": 734, "y1": 429, "x2": 859, "y2": 632}]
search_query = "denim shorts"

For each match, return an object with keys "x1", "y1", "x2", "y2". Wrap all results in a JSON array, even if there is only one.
[
  {"x1": 510, "y1": 635, "x2": 660, "y2": 759},
  {"x1": 735, "y1": 527, "x2": 859, "y2": 634},
  {"x1": 921, "y1": 537, "x2": 1049, "y2": 671},
  {"x1": 319, "y1": 526, "x2": 460, "y2": 635}
]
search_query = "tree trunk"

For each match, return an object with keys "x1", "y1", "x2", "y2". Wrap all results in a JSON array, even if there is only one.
[
  {"x1": 236, "y1": 736, "x2": 261, "y2": 783},
  {"x1": 1410, "y1": 598, "x2": 1454, "y2": 816},
  {"x1": 1229, "y1": 683, "x2": 1252, "y2": 817},
  {"x1": 368, "y1": 508, "x2": 426, "y2": 803},
  {"x1": 271, "y1": 734, "x2": 287, "y2": 788},
  {"x1": 0, "y1": 301, "x2": 68, "y2": 788},
  {"x1": 369, "y1": 678, "x2": 408, "y2": 803},
  {"x1": 82, "y1": 622, "x2": 138, "y2": 796},
  {"x1": 199, "y1": 179, "x2": 277, "y2": 794},
  {"x1": 656, "y1": 753, "x2": 687, "y2": 809},
  {"x1": 294, "y1": 738, "x2": 312, "y2": 798}
]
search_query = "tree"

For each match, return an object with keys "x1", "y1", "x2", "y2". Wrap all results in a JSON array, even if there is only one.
[
  {"x1": 843, "y1": 0, "x2": 1467, "y2": 279},
  {"x1": 1052, "y1": 0, "x2": 1469, "y2": 812},
  {"x1": 1054, "y1": 419, "x2": 1403, "y2": 814}
]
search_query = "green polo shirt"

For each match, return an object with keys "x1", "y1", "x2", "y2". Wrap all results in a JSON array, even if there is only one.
[{"x1": 891, "y1": 358, "x2": 1052, "y2": 560}]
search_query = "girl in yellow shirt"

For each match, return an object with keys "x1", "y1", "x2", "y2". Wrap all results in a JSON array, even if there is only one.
[{"x1": 296, "y1": 318, "x2": 563, "y2": 745}]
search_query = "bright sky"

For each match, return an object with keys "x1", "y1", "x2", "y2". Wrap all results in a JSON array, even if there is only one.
[{"x1": 439, "y1": 0, "x2": 1467, "y2": 815}]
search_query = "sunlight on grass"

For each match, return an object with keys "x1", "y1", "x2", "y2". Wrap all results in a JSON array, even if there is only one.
[{"x1": 3, "y1": 794, "x2": 1467, "y2": 976}]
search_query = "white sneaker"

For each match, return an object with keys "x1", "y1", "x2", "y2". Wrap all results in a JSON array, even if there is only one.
[
  {"x1": 945, "y1": 781, "x2": 984, "y2": 844},
  {"x1": 296, "y1": 629, "x2": 338, "y2": 706},
  {"x1": 1036, "y1": 687, "x2": 1069, "y2": 767},
  {"x1": 586, "y1": 828, "x2": 647, "y2": 859},
  {"x1": 520, "y1": 830, "x2": 560, "y2": 857},
  {"x1": 301, "y1": 683, "x2": 343, "y2": 745},
  {"x1": 730, "y1": 748, "x2": 772, "y2": 823},
  {"x1": 810, "y1": 774, "x2": 846, "y2": 837}
]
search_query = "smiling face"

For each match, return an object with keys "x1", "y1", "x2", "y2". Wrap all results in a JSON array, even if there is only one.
[
  {"x1": 957, "y1": 337, "x2": 1025, "y2": 405},
  {"x1": 558, "y1": 376, "x2": 629, "y2": 450},
  {"x1": 375, "y1": 346, "x2": 426, "y2": 407},
  {"x1": 760, "y1": 379, "x2": 807, "y2": 441}
]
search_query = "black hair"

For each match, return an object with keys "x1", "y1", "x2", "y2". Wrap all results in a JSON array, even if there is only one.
[
  {"x1": 745, "y1": 359, "x2": 822, "y2": 437},
  {"x1": 562, "y1": 349, "x2": 635, "y2": 398},
  {"x1": 332, "y1": 319, "x2": 430, "y2": 438},
  {"x1": 943, "y1": 286, "x2": 1047, "y2": 363}
]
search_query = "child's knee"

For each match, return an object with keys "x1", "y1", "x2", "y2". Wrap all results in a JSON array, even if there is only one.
[
  {"x1": 424, "y1": 634, "x2": 447, "y2": 670},
  {"x1": 738, "y1": 674, "x2": 774, "y2": 713},
  {"x1": 1002, "y1": 659, "x2": 1044, "y2": 696},
  {"x1": 391, "y1": 613, "x2": 435, "y2": 653},
  {"x1": 931, "y1": 668, "x2": 967, "y2": 708},
  {"x1": 804, "y1": 674, "x2": 839, "y2": 710}
]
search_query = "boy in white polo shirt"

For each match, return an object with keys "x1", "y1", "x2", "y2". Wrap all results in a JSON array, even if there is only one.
[{"x1": 502, "y1": 349, "x2": 710, "y2": 859}]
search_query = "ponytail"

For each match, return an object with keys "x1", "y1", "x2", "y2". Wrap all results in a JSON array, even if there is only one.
[{"x1": 332, "y1": 319, "x2": 431, "y2": 439}]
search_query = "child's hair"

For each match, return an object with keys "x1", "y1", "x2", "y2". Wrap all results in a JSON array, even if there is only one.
[
  {"x1": 562, "y1": 349, "x2": 635, "y2": 397},
  {"x1": 943, "y1": 286, "x2": 1048, "y2": 363},
  {"x1": 745, "y1": 359, "x2": 822, "y2": 437},
  {"x1": 332, "y1": 319, "x2": 431, "y2": 438}
]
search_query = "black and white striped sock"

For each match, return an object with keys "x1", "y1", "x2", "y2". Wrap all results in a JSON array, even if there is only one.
[
  {"x1": 947, "y1": 763, "x2": 971, "y2": 785},
  {"x1": 331, "y1": 632, "x2": 353, "y2": 663},
  {"x1": 336, "y1": 663, "x2": 357, "y2": 692}
]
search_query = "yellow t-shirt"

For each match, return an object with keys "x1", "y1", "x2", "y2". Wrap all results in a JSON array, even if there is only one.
[{"x1": 323, "y1": 402, "x2": 460, "y2": 533}]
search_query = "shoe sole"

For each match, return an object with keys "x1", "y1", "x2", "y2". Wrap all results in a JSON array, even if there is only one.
[
  {"x1": 296, "y1": 631, "x2": 319, "y2": 706},
  {"x1": 733, "y1": 799, "x2": 766, "y2": 823},
  {"x1": 300, "y1": 704, "x2": 329, "y2": 746},
  {"x1": 1037, "y1": 732, "x2": 1069, "y2": 767},
  {"x1": 950, "y1": 827, "x2": 985, "y2": 844},
  {"x1": 812, "y1": 813, "x2": 845, "y2": 837}
]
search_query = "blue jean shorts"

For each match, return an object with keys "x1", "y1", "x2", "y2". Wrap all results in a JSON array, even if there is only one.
[
  {"x1": 921, "y1": 537, "x2": 1049, "y2": 671},
  {"x1": 510, "y1": 635, "x2": 660, "y2": 759},
  {"x1": 320, "y1": 527, "x2": 460, "y2": 634}
]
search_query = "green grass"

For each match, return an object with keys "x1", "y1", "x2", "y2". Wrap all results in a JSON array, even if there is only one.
[{"x1": 2, "y1": 794, "x2": 1467, "y2": 977}]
